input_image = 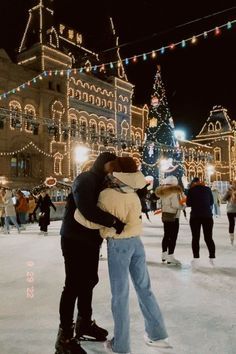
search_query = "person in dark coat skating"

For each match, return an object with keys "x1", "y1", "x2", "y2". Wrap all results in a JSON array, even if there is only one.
[
  {"x1": 186, "y1": 177, "x2": 215, "y2": 268},
  {"x1": 34, "y1": 190, "x2": 56, "y2": 235},
  {"x1": 55, "y1": 152, "x2": 125, "y2": 354}
]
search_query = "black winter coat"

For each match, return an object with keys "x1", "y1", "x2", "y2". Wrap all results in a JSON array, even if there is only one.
[
  {"x1": 186, "y1": 184, "x2": 213, "y2": 218},
  {"x1": 60, "y1": 170, "x2": 115, "y2": 248},
  {"x1": 34, "y1": 194, "x2": 56, "y2": 226}
]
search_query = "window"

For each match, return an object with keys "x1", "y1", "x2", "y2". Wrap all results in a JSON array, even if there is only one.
[
  {"x1": 208, "y1": 122, "x2": 214, "y2": 131},
  {"x1": 215, "y1": 121, "x2": 221, "y2": 131},
  {"x1": 11, "y1": 154, "x2": 31, "y2": 177},
  {"x1": 214, "y1": 148, "x2": 221, "y2": 162}
]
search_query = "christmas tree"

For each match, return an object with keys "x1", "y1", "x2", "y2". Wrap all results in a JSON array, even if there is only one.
[{"x1": 141, "y1": 65, "x2": 184, "y2": 189}]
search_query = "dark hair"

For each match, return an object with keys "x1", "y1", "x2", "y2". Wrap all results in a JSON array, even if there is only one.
[
  {"x1": 112, "y1": 157, "x2": 138, "y2": 173},
  {"x1": 90, "y1": 152, "x2": 117, "y2": 175}
]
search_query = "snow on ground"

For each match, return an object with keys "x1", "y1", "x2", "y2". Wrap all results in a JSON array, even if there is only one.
[{"x1": 0, "y1": 204, "x2": 235, "y2": 354}]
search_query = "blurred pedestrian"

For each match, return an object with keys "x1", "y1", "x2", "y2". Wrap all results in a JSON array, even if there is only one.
[
  {"x1": 15, "y1": 190, "x2": 28, "y2": 229},
  {"x1": 222, "y1": 180, "x2": 236, "y2": 245},
  {"x1": 2, "y1": 189, "x2": 20, "y2": 234},
  {"x1": 211, "y1": 183, "x2": 221, "y2": 217},
  {"x1": 28, "y1": 193, "x2": 37, "y2": 223}
]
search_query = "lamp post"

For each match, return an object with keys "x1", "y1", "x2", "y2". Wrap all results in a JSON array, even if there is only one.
[
  {"x1": 74, "y1": 145, "x2": 89, "y2": 178},
  {"x1": 0, "y1": 176, "x2": 7, "y2": 187},
  {"x1": 206, "y1": 164, "x2": 215, "y2": 185}
]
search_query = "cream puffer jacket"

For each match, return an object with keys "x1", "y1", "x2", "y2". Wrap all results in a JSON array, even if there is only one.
[
  {"x1": 155, "y1": 184, "x2": 184, "y2": 218},
  {"x1": 74, "y1": 171, "x2": 146, "y2": 239}
]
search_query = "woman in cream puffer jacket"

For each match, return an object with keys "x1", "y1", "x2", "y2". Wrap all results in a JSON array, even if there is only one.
[
  {"x1": 74, "y1": 160, "x2": 170, "y2": 354},
  {"x1": 155, "y1": 175, "x2": 185, "y2": 266},
  {"x1": 75, "y1": 170, "x2": 144, "y2": 239}
]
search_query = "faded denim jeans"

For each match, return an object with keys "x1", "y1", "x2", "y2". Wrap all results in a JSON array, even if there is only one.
[{"x1": 107, "y1": 236, "x2": 168, "y2": 353}]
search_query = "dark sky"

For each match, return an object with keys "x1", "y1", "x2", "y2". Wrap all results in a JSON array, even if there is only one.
[{"x1": 1, "y1": 0, "x2": 236, "y2": 138}]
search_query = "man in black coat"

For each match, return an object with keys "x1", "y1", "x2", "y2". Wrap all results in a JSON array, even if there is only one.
[
  {"x1": 55, "y1": 152, "x2": 125, "y2": 354},
  {"x1": 186, "y1": 177, "x2": 216, "y2": 268}
]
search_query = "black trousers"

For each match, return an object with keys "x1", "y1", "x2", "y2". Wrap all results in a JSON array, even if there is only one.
[
  {"x1": 189, "y1": 217, "x2": 215, "y2": 258},
  {"x1": 226, "y1": 212, "x2": 236, "y2": 233},
  {"x1": 162, "y1": 218, "x2": 179, "y2": 254},
  {"x1": 59, "y1": 240, "x2": 100, "y2": 330}
]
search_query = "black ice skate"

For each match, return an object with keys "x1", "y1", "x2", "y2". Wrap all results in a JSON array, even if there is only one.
[
  {"x1": 55, "y1": 325, "x2": 87, "y2": 354},
  {"x1": 76, "y1": 317, "x2": 108, "y2": 342}
]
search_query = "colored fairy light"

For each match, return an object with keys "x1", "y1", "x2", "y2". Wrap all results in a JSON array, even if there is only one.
[
  {"x1": 169, "y1": 43, "x2": 175, "y2": 50},
  {"x1": 203, "y1": 31, "x2": 208, "y2": 39},
  {"x1": 181, "y1": 40, "x2": 186, "y2": 48},
  {"x1": 110, "y1": 62, "x2": 114, "y2": 68},
  {"x1": 215, "y1": 27, "x2": 221, "y2": 35},
  {"x1": 227, "y1": 21, "x2": 232, "y2": 29},
  {"x1": 151, "y1": 51, "x2": 156, "y2": 58},
  {"x1": 133, "y1": 56, "x2": 137, "y2": 62},
  {"x1": 143, "y1": 53, "x2": 147, "y2": 60},
  {"x1": 191, "y1": 36, "x2": 197, "y2": 44},
  {"x1": 79, "y1": 67, "x2": 83, "y2": 73},
  {"x1": 160, "y1": 47, "x2": 165, "y2": 54},
  {"x1": 125, "y1": 58, "x2": 129, "y2": 65},
  {"x1": 93, "y1": 65, "x2": 97, "y2": 71}
]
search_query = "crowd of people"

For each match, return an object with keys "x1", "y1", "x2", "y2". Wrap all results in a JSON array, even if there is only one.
[{"x1": 0, "y1": 188, "x2": 56, "y2": 236}]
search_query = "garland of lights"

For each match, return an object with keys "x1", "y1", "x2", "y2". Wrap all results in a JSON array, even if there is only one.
[{"x1": 0, "y1": 19, "x2": 235, "y2": 101}]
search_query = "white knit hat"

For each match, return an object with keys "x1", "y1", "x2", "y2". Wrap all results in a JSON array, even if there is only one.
[
  {"x1": 113, "y1": 171, "x2": 147, "y2": 189},
  {"x1": 163, "y1": 175, "x2": 178, "y2": 186}
]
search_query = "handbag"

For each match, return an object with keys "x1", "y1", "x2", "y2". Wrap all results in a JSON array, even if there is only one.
[{"x1": 161, "y1": 211, "x2": 177, "y2": 222}]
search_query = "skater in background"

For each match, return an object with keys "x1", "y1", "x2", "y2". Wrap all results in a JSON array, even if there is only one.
[
  {"x1": 15, "y1": 190, "x2": 28, "y2": 229},
  {"x1": 34, "y1": 190, "x2": 56, "y2": 235},
  {"x1": 211, "y1": 183, "x2": 221, "y2": 217},
  {"x1": 222, "y1": 180, "x2": 236, "y2": 245},
  {"x1": 155, "y1": 175, "x2": 185, "y2": 266},
  {"x1": 186, "y1": 177, "x2": 216, "y2": 267},
  {"x1": 27, "y1": 193, "x2": 38, "y2": 223},
  {"x1": 1, "y1": 189, "x2": 21, "y2": 234}
]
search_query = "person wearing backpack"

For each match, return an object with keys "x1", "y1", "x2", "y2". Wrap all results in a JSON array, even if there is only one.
[{"x1": 222, "y1": 180, "x2": 236, "y2": 245}]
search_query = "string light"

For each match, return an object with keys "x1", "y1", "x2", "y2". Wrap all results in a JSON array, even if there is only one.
[{"x1": 0, "y1": 19, "x2": 235, "y2": 101}]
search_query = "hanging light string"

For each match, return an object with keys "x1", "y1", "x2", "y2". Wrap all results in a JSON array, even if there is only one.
[
  {"x1": 0, "y1": 19, "x2": 235, "y2": 101},
  {"x1": 101, "y1": 5, "x2": 236, "y2": 53}
]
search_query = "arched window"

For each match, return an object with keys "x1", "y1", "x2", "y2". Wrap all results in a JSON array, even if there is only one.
[
  {"x1": 54, "y1": 155, "x2": 62, "y2": 175},
  {"x1": 208, "y1": 122, "x2": 214, "y2": 131},
  {"x1": 215, "y1": 121, "x2": 221, "y2": 131},
  {"x1": 9, "y1": 101, "x2": 22, "y2": 129},
  {"x1": 24, "y1": 104, "x2": 36, "y2": 132},
  {"x1": 214, "y1": 147, "x2": 221, "y2": 162}
]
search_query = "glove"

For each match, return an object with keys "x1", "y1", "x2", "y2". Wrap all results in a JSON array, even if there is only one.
[{"x1": 112, "y1": 217, "x2": 125, "y2": 234}]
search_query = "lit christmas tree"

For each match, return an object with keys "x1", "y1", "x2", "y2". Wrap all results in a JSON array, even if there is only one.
[{"x1": 141, "y1": 65, "x2": 184, "y2": 189}]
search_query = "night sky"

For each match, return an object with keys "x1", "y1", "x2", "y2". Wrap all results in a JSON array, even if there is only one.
[{"x1": 1, "y1": 0, "x2": 236, "y2": 138}]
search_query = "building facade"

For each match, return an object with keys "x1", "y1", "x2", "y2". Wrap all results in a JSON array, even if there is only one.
[
  {"x1": 0, "y1": 1, "x2": 234, "y2": 191},
  {"x1": 0, "y1": 0, "x2": 146, "y2": 190}
]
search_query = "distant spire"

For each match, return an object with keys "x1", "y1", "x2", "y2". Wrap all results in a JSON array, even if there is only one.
[{"x1": 109, "y1": 17, "x2": 127, "y2": 81}]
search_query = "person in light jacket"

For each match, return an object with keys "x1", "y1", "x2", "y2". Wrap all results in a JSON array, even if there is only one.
[
  {"x1": 75, "y1": 157, "x2": 172, "y2": 354},
  {"x1": 155, "y1": 175, "x2": 185, "y2": 265},
  {"x1": 222, "y1": 180, "x2": 236, "y2": 245},
  {"x1": 2, "y1": 189, "x2": 21, "y2": 234}
]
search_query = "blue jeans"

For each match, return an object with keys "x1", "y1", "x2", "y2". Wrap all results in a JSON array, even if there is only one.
[{"x1": 107, "y1": 237, "x2": 168, "y2": 353}]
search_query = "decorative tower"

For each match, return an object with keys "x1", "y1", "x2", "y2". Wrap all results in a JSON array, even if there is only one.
[
  {"x1": 17, "y1": 0, "x2": 72, "y2": 71},
  {"x1": 141, "y1": 65, "x2": 184, "y2": 189}
]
